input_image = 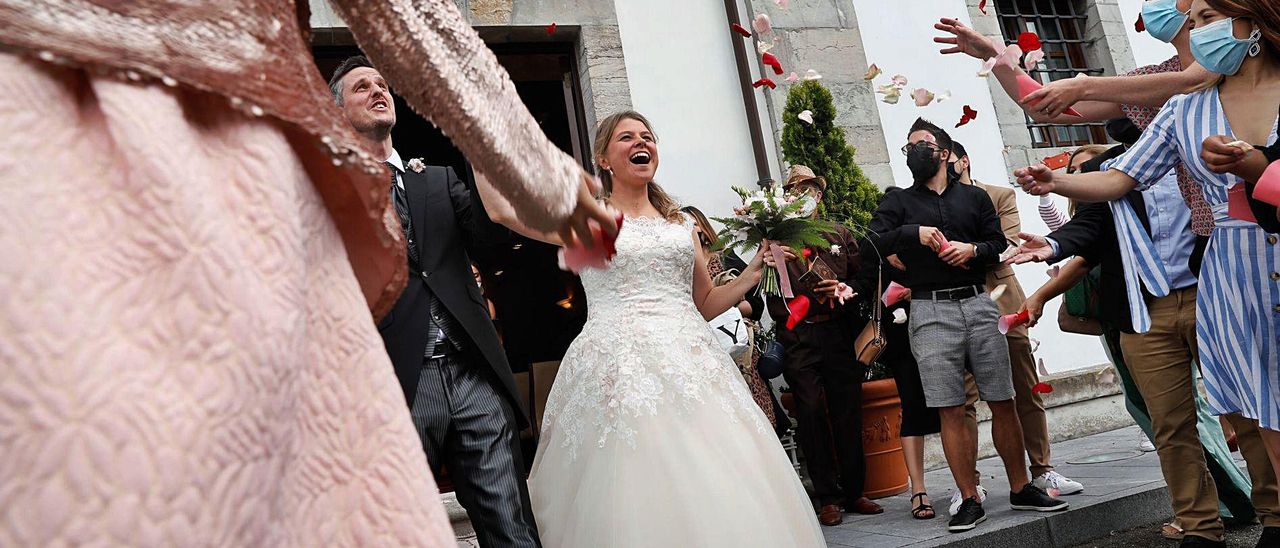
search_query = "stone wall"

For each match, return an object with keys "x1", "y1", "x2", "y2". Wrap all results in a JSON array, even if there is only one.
[{"x1": 744, "y1": 0, "x2": 894, "y2": 189}]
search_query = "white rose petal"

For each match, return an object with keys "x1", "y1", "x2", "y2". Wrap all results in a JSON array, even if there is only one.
[
  {"x1": 797, "y1": 110, "x2": 814, "y2": 124},
  {"x1": 989, "y1": 284, "x2": 1007, "y2": 301},
  {"x1": 892, "y1": 308, "x2": 908, "y2": 324}
]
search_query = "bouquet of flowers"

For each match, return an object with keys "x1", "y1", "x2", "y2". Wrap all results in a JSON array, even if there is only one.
[{"x1": 715, "y1": 185, "x2": 836, "y2": 297}]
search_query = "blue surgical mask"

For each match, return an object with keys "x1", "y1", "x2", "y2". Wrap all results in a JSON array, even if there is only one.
[
  {"x1": 1141, "y1": 0, "x2": 1189, "y2": 43},
  {"x1": 1190, "y1": 17, "x2": 1263, "y2": 75}
]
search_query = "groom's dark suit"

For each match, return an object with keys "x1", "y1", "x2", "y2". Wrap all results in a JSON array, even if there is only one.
[{"x1": 378, "y1": 157, "x2": 539, "y2": 548}]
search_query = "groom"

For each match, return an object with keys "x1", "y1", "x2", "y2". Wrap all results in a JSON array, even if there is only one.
[{"x1": 330, "y1": 56, "x2": 540, "y2": 548}]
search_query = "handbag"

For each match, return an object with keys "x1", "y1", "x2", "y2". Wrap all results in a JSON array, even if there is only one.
[
  {"x1": 1058, "y1": 265, "x2": 1103, "y2": 335},
  {"x1": 854, "y1": 269, "x2": 887, "y2": 366}
]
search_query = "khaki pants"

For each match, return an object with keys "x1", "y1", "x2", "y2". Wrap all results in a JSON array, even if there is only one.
[
  {"x1": 965, "y1": 272, "x2": 1051, "y2": 477},
  {"x1": 1115, "y1": 287, "x2": 1280, "y2": 539}
]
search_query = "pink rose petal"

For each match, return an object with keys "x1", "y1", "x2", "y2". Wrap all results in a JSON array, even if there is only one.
[
  {"x1": 753, "y1": 13, "x2": 772, "y2": 34},
  {"x1": 912, "y1": 88, "x2": 935, "y2": 107}
]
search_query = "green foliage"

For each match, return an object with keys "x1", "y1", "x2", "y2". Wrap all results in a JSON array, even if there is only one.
[{"x1": 779, "y1": 80, "x2": 883, "y2": 228}]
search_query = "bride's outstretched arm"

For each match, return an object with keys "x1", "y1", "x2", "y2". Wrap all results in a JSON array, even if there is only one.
[
  {"x1": 692, "y1": 236, "x2": 765, "y2": 320},
  {"x1": 332, "y1": 0, "x2": 612, "y2": 241}
]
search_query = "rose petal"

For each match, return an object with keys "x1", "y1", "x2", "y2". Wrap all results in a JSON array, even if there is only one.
[
  {"x1": 1033, "y1": 382, "x2": 1054, "y2": 394},
  {"x1": 978, "y1": 56, "x2": 1000, "y2": 77},
  {"x1": 955, "y1": 105, "x2": 978, "y2": 127},
  {"x1": 797, "y1": 110, "x2": 814, "y2": 124},
  {"x1": 1024, "y1": 49, "x2": 1045, "y2": 70},
  {"x1": 863, "y1": 63, "x2": 882, "y2": 81},
  {"x1": 757, "y1": 40, "x2": 774, "y2": 54},
  {"x1": 979, "y1": 0, "x2": 988, "y2": 15},
  {"x1": 1046, "y1": 265, "x2": 1060, "y2": 278},
  {"x1": 1017, "y1": 32, "x2": 1042, "y2": 52},
  {"x1": 1098, "y1": 369, "x2": 1116, "y2": 384},
  {"x1": 1038, "y1": 358, "x2": 1050, "y2": 376},
  {"x1": 785, "y1": 72, "x2": 800, "y2": 82},
  {"x1": 731, "y1": 23, "x2": 752, "y2": 37},
  {"x1": 876, "y1": 83, "x2": 902, "y2": 104},
  {"x1": 1135, "y1": 14, "x2": 1145, "y2": 33},
  {"x1": 762, "y1": 52, "x2": 784, "y2": 75},
  {"x1": 935, "y1": 90, "x2": 951, "y2": 103},
  {"x1": 753, "y1": 13, "x2": 772, "y2": 34},
  {"x1": 803, "y1": 69, "x2": 823, "y2": 80},
  {"x1": 1030, "y1": 338, "x2": 1041, "y2": 353},
  {"x1": 546, "y1": 23, "x2": 557, "y2": 34},
  {"x1": 752, "y1": 78, "x2": 777, "y2": 89},
  {"x1": 892, "y1": 308, "x2": 908, "y2": 324},
  {"x1": 998, "y1": 44, "x2": 1024, "y2": 70},
  {"x1": 892, "y1": 74, "x2": 909, "y2": 89},
  {"x1": 912, "y1": 88, "x2": 935, "y2": 107}
]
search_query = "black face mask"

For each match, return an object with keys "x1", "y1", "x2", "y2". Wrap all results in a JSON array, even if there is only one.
[{"x1": 906, "y1": 142, "x2": 944, "y2": 182}]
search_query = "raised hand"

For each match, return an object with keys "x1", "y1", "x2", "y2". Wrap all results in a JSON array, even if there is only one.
[
  {"x1": 558, "y1": 168, "x2": 619, "y2": 249},
  {"x1": 934, "y1": 18, "x2": 1000, "y2": 60},
  {"x1": 1013, "y1": 164, "x2": 1057, "y2": 196},
  {"x1": 1021, "y1": 75, "x2": 1089, "y2": 118},
  {"x1": 1005, "y1": 232, "x2": 1055, "y2": 264}
]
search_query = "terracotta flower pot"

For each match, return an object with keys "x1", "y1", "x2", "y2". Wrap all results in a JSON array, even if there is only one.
[{"x1": 861, "y1": 378, "x2": 909, "y2": 499}]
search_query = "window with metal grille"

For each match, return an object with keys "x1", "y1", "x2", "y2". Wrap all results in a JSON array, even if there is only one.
[{"x1": 995, "y1": 0, "x2": 1109, "y2": 148}]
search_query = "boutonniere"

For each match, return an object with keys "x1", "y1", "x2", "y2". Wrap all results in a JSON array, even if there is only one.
[
  {"x1": 407, "y1": 158, "x2": 426, "y2": 173},
  {"x1": 829, "y1": 244, "x2": 841, "y2": 256}
]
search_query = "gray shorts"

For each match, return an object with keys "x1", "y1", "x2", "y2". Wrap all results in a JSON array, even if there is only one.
[{"x1": 908, "y1": 293, "x2": 1014, "y2": 407}]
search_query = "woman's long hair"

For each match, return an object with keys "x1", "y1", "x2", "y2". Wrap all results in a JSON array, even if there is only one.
[
  {"x1": 591, "y1": 111, "x2": 683, "y2": 223},
  {"x1": 1205, "y1": 0, "x2": 1280, "y2": 59},
  {"x1": 680, "y1": 205, "x2": 717, "y2": 252}
]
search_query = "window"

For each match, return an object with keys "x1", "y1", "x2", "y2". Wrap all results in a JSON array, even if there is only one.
[{"x1": 995, "y1": 0, "x2": 1109, "y2": 148}]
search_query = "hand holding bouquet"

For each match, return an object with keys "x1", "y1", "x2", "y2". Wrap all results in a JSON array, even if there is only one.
[{"x1": 715, "y1": 185, "x2": 836, "y2": 297}]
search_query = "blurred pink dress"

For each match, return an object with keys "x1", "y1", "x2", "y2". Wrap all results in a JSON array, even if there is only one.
[{"x1": 0, "y1": 0, "x2": 578, "y2": 546}]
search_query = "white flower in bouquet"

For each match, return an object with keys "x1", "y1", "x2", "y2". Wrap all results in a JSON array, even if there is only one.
[{"x1": 713, "y1": 184, "x2": 837, "y2": 297}]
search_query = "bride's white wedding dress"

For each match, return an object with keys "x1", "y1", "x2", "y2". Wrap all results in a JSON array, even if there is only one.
[{"x1": 528, "y1": 216, "x2": 825, "y2": 547}]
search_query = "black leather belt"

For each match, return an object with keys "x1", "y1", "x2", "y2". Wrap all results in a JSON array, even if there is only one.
[{"x1": 919, "y1": 285, "x2": 984, "y2": 301}]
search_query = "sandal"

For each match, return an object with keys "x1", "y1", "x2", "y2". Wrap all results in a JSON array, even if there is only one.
[
  {"x1": 910, "y1": 493, "x2": 935, "y2": 520},
  {"x1": 1160, "y1": 520, "x2": 1185, "y2": 540}
]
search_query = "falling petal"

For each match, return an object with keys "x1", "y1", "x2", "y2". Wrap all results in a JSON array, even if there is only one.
[
  {"x1": 797, "y1": 110, "x2": 814, "y2": 124},
  {"x1": 979, "y1": 0, "x2": 988, "y2": 15},
  {"x1": 1032, "y1": 382, "x2": 1054, "y2": 394},
  {"x1": 803, "y1": 69, "x2": 823, "y2": 80},
  {"x1": 891, "y1": 74, "x2": 909, "y2": 89},
  {"x1": 1135, "y1": 14, "x2": 1145, "y2": 33},
  {"x1": 978, "y1": 56, "x2": 999, "y2": 77},
  {"x1": 1024, "y1": 48, "x2": 1045, "y2": 69},
  {"x1": 989, "y1": 283, "x2": 1007, "y2": 301},
  {"x1": 955, "y1": 105, "x2": 978, "y2": 128},
  {"x1": 1046, "y1": 265, "x2": 1060, "y2": 278},
  {"x1": 762, "y1": 52, "x2": 784, "y2": 75},
  {"x1": 935, "y1": 90, "x2": 952, "y2": 103},
  {"x1": 1030, "y1": 338, "x2": 1041, "y2": 353},
  {"x1": 912, "y1": 88, "x2": 935, "y2": 107},
  {"x1": 757, "y1": 40, "x2": 774, "y2": 54},
  {"x1": 1037, "y1": 358, "x2": 1050, "y2": 376},
  {"x1": 752, "y1": 78, "x2": 777, "y2": 89},
  {"x1": 785, "y1": 72, "x2": 800, "y2": 83},
  {"x1": 1098, "y1": 369, "x2": 1116, "y2": 384},
  {"x1": 1047, "y1": 487, "x2": 1061, "y2": 498},
  {"x1": 1017, "y1": 32, "x2": 1042, "y2": 52},
  {"x1": 731, "y1": 23, "x2": 752, "y2": 37},
  {"x1": 876, "y1": 83, "x2": 902, "y2": 104},
  {"x1": 546, "y1": 23, "x2": 557, "y2": 34},
  {"x1": 753, "y1": 13, "x2": 772, "y2": 35},
  {"x1": 863, "y1": 63, "x2": 882, "y2": 81},
  {"x1": 892, "y1": 308, "x2": 908, "y2": 324}
]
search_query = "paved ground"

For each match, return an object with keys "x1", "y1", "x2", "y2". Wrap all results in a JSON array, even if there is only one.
[{"x1": 1071, "y1": 521, "x2": 1263, "y2": 547}]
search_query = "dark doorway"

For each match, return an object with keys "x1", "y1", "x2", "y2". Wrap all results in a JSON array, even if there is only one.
[{"x1": 313, "y1": 39, "x2": 590, "y2": 410}]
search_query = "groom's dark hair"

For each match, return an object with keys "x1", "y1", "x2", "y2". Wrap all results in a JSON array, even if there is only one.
[{"x1": 328, "y1": 55, "x2": 376, "y2": 106}]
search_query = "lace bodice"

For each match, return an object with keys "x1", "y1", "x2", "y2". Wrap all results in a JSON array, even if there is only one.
[{"x1": 541, "y1": 217, "x2": 767, "y2": 460}]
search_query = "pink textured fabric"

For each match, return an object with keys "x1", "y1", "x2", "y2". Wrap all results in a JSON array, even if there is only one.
[
  {"x1": 0, "y1": 54, "x2": 453, "y2": 547},
  {"x1": 1119, "y1": 56, "x2": 1215, "y2": 236}
]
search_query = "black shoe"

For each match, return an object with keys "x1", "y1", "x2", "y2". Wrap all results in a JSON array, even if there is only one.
[
  {"x1": 1181, "y1": 534, "x2": 1226, "y2": 547},
  {"x1": 1258, "y1": 526, "x2": 1280, "y2": 548},
  {"x1": 1010, "y1": 483, "x2": 1069, "y2": 512},
  {"x1": 947, "y1": 497, "x2": 986, "y2": 533}
]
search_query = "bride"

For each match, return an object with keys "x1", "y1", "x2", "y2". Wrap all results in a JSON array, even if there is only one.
[{"x1": 479, "y1": 110, "x2": 825, "y2": 547}]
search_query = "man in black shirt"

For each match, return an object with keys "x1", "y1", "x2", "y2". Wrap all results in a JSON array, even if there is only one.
[{"x1": 867, "y1": 118, "x2": 1066, "y2": 532}]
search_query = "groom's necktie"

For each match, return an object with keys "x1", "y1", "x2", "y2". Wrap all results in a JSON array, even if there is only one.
[{"x1": 387, "y1": 162, "x2": 420, "y2": 267}]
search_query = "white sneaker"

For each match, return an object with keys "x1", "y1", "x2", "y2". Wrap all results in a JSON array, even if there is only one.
[
  {"x1": 1137, "y1": 435, "x2": 1156, "y2": 452},
  {"x1": 1034, "y1": 471, "x2": 1084, "y2": 495},
  {"x1": 948, "y1": 485, "x2": 988, "y2": 515}
]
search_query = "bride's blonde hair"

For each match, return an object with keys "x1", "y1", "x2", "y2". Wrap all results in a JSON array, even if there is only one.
[{"x1": 592, "y1": 111, "x2": 683, "y2": 223}]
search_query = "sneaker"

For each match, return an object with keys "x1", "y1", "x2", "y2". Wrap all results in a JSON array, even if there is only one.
[
  {"x1": 1138, "y1": 435, "x2": 1156, "y2": 452},
  {"x1": 1034, "y1": 471, "x2": 1084, "y2": 495},
  {"x1": 948, "y1": 485, "x2": 988, "y2": 516},
  {"x1": 947, "y1": 497, "x2": 986, "y2": 533},
  {"x1": 1010, "y1": 483, "x2": 1069, "y2": 512}
]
